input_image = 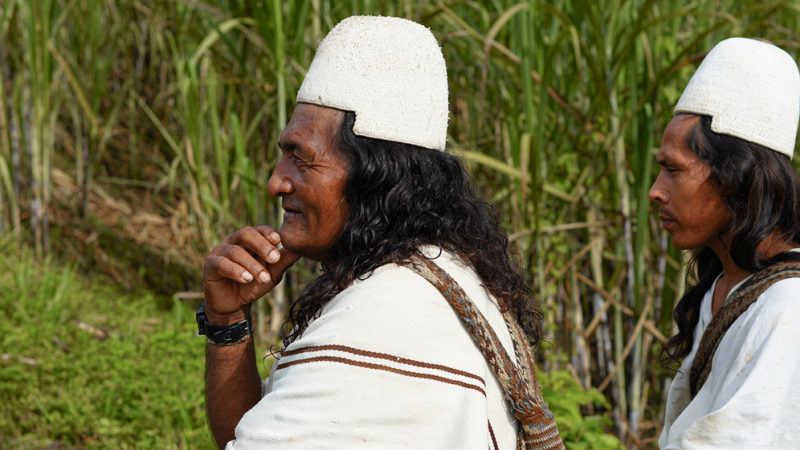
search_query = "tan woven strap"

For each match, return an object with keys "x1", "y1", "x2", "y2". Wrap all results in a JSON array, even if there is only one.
[
  {"x1": 405, "y1": 254, "x2": 564, "y2": 449},
  {"x1": 690, "y1": 261, "x2": 800, "y2": 397}
]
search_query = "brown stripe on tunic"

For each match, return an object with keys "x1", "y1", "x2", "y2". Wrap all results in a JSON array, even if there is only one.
[
  {"x1": 276, "y1": 354, "x2": 487, "y2": 396},
  {"x1": 282, "y1": 344, "x2": 486, "y2": 385}
]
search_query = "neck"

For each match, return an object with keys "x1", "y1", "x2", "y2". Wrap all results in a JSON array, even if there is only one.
[
  {"x1": 710, "y1": 232, "x2": 797, "y2": 277},
  {"x1": 707, "y1": 232, "x2": 797, "y2": 314},
  {"x1": 706, "y1": 233, "x2": 742, "y2": 282},
  {"x1": 713, "y1": 251, "x2": 749, "y2": 296}
]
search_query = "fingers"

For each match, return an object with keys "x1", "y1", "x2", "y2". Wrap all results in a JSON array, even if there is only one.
[
  {"x1": 203, "y1": 225, "x2": 301, "y2": 317},
  {"x1": 212, "y1": 245, "x2": 272, "y2": 285},
  {"x1": 210, "y1": 226, "x2": 299, "y2": 286},
  {"x1": 224, "y1": 226, "x2": 281, "y2": 265},
  {"x1": 217, "y1": 227, "x2": 275, "y2": 283}
]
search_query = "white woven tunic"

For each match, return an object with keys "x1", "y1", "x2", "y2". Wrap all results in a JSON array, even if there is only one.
[
  {"x1": 227, "y1": 249, "x2": 518, "y2": 449},
  {"x1": 660, "y1": 264, "x2": 800, "y2": 449}
]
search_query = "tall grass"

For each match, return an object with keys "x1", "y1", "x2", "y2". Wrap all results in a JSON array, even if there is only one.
[
  {"x1": 10, "y1": 0, "x2": 60, "y2": 256},
  {"x1": 2, "y1": 0, "x2": 799, "y2": 446},
  {"x1": 0, "y1": 1, "x2": 16, "y2": 235}
]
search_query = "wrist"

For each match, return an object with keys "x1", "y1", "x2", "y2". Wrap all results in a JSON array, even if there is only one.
[
  {"x1": 205, "y1": 305, "x2": 251, "y2": 326},
  {"x1": 197, "y1": 302, "x2": 254, "y2": 346}
]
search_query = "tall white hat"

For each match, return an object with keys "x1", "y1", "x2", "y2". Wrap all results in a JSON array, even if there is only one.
[
  {"x1": 296, "y1": 16, "x2": 449, "y2": 151},
  {"x1": 674, "y1": 37, "x2": 800, "y2": 159}
]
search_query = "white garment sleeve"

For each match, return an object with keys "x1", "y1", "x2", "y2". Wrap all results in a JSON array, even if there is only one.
[
  {"x1": 661, "y1": 278, "x2": 800, "y2": 449},
  {"x1": 226, "y1": 260, "x2": 516, "y2": 449}
]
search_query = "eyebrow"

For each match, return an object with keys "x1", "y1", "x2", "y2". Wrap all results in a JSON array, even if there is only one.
[
  {"x1": 656, "y1": 151, "x2": 687, "y2": 170},
  {"x1": 276, "y1": 139, "x2": 299, "y2": 152}
]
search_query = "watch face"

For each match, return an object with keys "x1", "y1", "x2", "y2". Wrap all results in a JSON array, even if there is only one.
[
  {"x1": 196, "y1": 303, "x2": 208, "y2": 335},
  {"x1": 196, "y1": 316, "x2": 206, "y2": 335}
]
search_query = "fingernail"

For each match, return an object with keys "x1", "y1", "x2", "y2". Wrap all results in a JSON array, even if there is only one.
[
  {"x1": 268, "y1": 250, "x2": 280, "y2": 263},
  {"x1": 270, "y1": 232, "x2": 280, "y2": 242},
  {"x1": 242, "y1": 271, "x2": 253, "y2": 282},
  {"x1": 259, "y1": 271, "x2": 270, "y2": 284}
]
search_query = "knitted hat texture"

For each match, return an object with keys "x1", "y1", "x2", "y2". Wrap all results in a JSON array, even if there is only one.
[
  {"x1": 674, "y1": 37, "x2": 800, "y2": 158},
  {"x1": 296, "y1": 16, "x2": 449, "y2": 151}
]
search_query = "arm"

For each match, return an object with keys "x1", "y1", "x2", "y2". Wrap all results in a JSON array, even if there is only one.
[
  {"x1": 202, "y1": 225, "x2": 299, "y2": 449},
  {"x1": 205, "y1": 333, "x2": 260, "y2": 449}
]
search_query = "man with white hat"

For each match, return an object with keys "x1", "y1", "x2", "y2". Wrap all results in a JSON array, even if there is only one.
[
  {"x1": 199, "y1": 16, "x2": 563, "y2": 448},
  {"x1": 651, "y1": 37, "x2": 800, "y2": 448}
]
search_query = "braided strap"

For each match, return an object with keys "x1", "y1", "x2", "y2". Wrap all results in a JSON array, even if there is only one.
[
  {"x1": 406, "y1": 254, "x2": 564, "y2": 449},
  {"x1": 689, "y1": 261, "x2": 800, "y2": 397}
]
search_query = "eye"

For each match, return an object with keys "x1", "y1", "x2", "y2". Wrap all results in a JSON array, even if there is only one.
[
  {"x1": 657, "y1": 162, "x2": 678, "y2": 174},
  {"x1": 292, "y1": 153, "x2": 309, "y2": 171}
]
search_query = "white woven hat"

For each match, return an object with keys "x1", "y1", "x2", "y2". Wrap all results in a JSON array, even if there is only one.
[
  {"x1": 674, "y1": 37, "x2": 800, "y2": 158},
  {"x1": 296, "y1": 16, "x2": 449, "y2": 151}
]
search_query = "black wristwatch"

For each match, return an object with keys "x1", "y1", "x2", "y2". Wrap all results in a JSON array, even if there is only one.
[{"x1": 196, "y1": 302, "x2": 253, "y2": 346}]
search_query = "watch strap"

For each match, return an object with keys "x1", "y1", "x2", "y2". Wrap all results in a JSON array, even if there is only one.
[{"x1": 196, "y1": 302, "x2": 253, "y2": 346}]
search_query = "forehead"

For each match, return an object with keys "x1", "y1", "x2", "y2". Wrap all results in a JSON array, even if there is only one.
[
  {"x1": 657, "y1": 114, "x2": 700, "y2": 164},
  {"x1": 279, "y1": 103, "x2": 344, "y2": 151}
]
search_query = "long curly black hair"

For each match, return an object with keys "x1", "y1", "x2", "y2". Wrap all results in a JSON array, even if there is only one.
[
  {"x1": 280, "y1": 111, "x2": 542, "y2": 349},
  {"x1": 661, "y1": 114, "x2": 800, "y2": 366}
]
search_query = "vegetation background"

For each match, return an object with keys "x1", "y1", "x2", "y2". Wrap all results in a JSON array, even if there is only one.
[{"x1": 2, "y1": 0, "x2": 800, "y2": 448}]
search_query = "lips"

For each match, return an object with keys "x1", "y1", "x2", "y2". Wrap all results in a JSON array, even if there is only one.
[
  {"x1": 658, "y1": 210, "x2": 676, "y2": 229},
  {"x1": 282, "y1": 202, "x2": 303, "y2": 220}
]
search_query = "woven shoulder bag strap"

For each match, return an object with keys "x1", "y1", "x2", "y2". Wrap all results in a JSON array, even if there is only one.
[
  {"x1": 689, "y1": 261, "x2": 800, "y2": 397},
  {"x1": 405, "y1": 254, "x2": 564, "y2": 450}
]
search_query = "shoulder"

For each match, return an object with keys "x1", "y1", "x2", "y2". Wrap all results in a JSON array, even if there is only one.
[
  {"x1": 290, "y1": 249, "x2": 505, "y2": 367},
  {"x1": 326, "y1": 249, "x2": 494, "y2": 320},
  {"x1": 325, "y1": 259, "x2": 452, "y2": 327},
  {"x1": 339, "y1": 249, "x2": 487, "y2": 297},
  {"x1": 340, "y1": 259, "x2": 439, "y2": 302},
  {"x1": 724, "y1": 276, "x2": 800, "y2": 345},
  {"x1": 760, "y1": 275, "x2": 800, "y2": 297},
  {"x1": 752, "y1": 276, "x2": 800, "y2": 320}
]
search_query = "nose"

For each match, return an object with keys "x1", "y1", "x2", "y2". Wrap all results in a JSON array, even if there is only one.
[
  {"x1": 648, "y1": 173, "x2": 667, "y2": 204},
  {"x1": 267, "y1": 155, "x2": 293, "y2": 198}
]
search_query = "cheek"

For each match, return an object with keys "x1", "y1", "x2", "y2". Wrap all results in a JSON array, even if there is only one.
[
  {"x1": 685, "y1": 193, "x2": 730, "y2": 238},
  {"x1": 326, "y1": 187, "x2": 350, "y2": 239},
  {"x1": 698, "y1": 185, "x2": 728, "y2": 219},
  {"x1": 333, "y1": 200, "x2": 349, "y2": 230},
  {"x1": 324, "y1": 172, "x2": 348, "y2": 215},
  {"x1": 326, "y1": 194, "x2": 349, "y2": 236},
  {"x1": 708, "y1": 203, "x2": 731, "y2": 232},
  {"x1": 306, "y1": 179, "x2": 348, "y2": 227}
]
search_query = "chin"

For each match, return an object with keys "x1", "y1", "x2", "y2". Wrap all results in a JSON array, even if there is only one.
[
  {"x1": 279, "y1": 236, "x2": 304, "y2": 256},
  {"x1": 280, "y1": 238, "x2": 327, "y2": 262},
  {"x1": 277, "y1": 229, "x2": 301, "y2": 252},
  {"x1": 278, "y1": 225, "x2": 342, "y2": 262},
  {"x1": 669, "y1": 237, "x2": 702, "y2": 251}
]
